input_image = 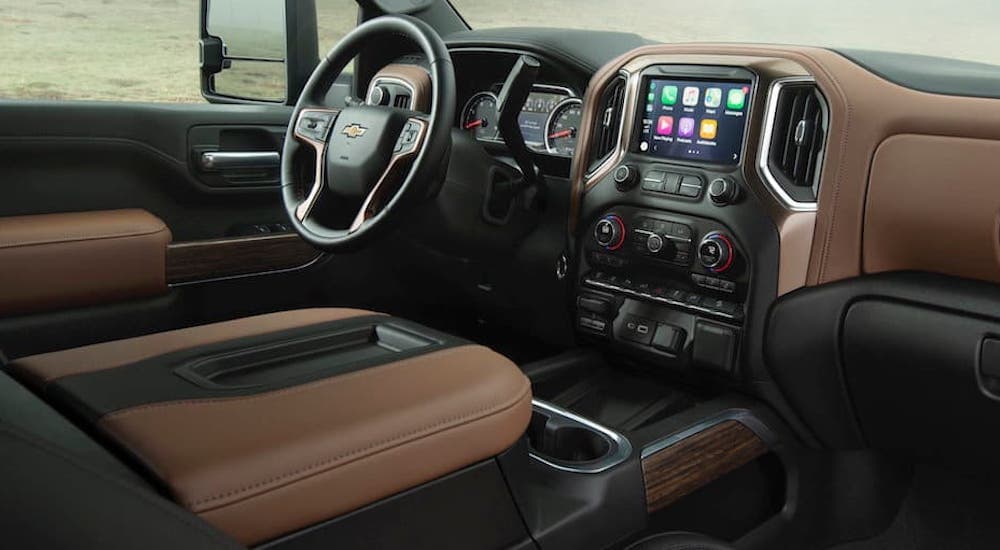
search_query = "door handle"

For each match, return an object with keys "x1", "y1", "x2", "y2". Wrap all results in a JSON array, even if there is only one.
[{"x1": 200, "y1": 151, "x2": 280, "y2": 171}]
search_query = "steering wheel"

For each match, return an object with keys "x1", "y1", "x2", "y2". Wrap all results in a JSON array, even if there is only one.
[{"x1": 281, "y1": 15, "x2": 455, "y2": 251}]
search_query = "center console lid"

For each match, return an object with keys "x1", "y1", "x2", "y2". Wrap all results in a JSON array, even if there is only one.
[{"x1": 8, "y1": 309, "x2": 532, "y2": 546}]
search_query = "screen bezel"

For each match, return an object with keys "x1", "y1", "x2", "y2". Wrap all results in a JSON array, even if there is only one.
[{"x1": 630, "y1": 66, "x2": 756, "y2": 167}]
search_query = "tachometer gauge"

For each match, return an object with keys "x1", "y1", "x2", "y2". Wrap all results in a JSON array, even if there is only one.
[
  {"x1": 545, "y1": 98, "x2": 583, "y2": 157},
  {"x1": 461, "y1": 92, "x2": 500, "y2": 141}
]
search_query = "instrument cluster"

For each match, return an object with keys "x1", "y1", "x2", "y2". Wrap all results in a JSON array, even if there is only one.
[{"x1": 460, "y1": 84, "x2": 582, "y2": 157}]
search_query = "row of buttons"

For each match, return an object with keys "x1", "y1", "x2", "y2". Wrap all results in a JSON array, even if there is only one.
[
  {"x1": 642, "y1": 171, "x2": 704, "y2": 198},
  {"x1": 636, "y1": 217, "x2": 693, "y2": 240},
  {"x1": 585, "y1": 271, "x2": 742, "y2": 320},
  {"x1": 297, "y1": 112, "x2": 337, "y2": 142},
  {"x1": 692, "y1": 273, "x2": 736, "y2": 293},
  {"x1": 394, "y1": 120, "x2": 422, "y2": 154},
  {"x1": 590, "y1": 251, "x2": 627, "y2": 268}
]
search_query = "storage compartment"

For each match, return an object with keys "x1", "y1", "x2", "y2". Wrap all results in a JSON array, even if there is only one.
[
  {"x1": 176, "y1": 323, "x2": 435, "y2": 389},
  {"x1": 843, "y1": 299, "x2": 1000, "y2": 468},
  {"x1": 527, "y1": 400, "x2": 632, "y2": 473}
]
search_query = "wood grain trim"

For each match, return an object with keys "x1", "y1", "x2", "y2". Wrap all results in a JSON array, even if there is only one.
[
  {"x1": 166, "y1": 233, "x2": 321, "y2": 284},
  {"x1": 641, "y1": 420, "x2": 767, "y2": 513}
]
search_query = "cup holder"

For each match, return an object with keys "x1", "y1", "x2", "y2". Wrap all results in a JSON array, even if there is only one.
[{"x1": 527, "y1": 401, "x2": 632, "y2": 473}]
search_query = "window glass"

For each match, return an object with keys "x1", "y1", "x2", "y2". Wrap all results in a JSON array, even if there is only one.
[
  {"x1": 0, "y1": 0, "x2": 359, "y2": 102},
  {"x1": 450, "y1": 0, "x2": 1000, "y2": 67},
  {"x1": 317, "y1": 0, "x2": 358, "y2": 72},
  {"x1": 0, "y1": 1, "x2": 201, "y2": 102}
]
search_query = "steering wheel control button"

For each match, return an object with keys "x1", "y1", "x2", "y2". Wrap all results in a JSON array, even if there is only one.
[
  {"x1": 708, "y1": 177, "x2": 741, "y2": 206},
  {"x1": 594, "y1": 214, "x2": 626, "y2": 250},
  {"x1": 678, "y1": 175, "x2": 704, "y2": 198},
  {"x1": 297, "y1": 112, "x2": 337, "y2": 142},
  {"x1": 613, "y1": 165, "x2": 638, "y2": 191},
  {"x1": 393, "y1": 120, "x2": 422, "y2": 154},
  {"x1": 698, "y1": 231, "x2": 736, "y2": 273}
]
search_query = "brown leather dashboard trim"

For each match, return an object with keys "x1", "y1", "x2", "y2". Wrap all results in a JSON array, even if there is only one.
[
  {"x1": 864, "y1": 134, "x2": 1000, "y2": 282},
  {"x1": 0, "y1": 209, "x2": 171, "y2": 316},
  {"x1": 367, "y1": 63, "x2": 432, "y2": 112},
  {"x1": 96, "y1": 343, "x2": 531, "y2": 545},
  {"x1": 165, "y1": 233, "x2": 321, "y2": 284},
  {"x1": 570, "y1": 44, "x2": 1000, "y2": 293}
]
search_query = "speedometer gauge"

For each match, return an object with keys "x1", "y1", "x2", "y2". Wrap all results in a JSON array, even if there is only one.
[
  {"x1": 545, "y1": 98, "x2": 583, "y2": 157},
  {"x1": 461, "y1": 92, "x2": 500, "y2": 141}
]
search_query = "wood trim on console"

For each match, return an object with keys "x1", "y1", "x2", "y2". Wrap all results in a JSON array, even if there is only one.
[
  {"x1": 166, "y1": 233, "x2": 321, "y2": 284},
  {"x1": 641, "y1": 420, "x2": 767, "y2": 513}
]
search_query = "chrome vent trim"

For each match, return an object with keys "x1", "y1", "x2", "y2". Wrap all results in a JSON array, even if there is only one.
[
  {"x1": 757, "y1": 77, "x2": 829, "y2": 212},
  {"x1": 586, "y1": 73, "x2": 628, "y2": 177}
]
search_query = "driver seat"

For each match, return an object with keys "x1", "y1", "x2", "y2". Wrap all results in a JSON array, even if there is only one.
[{"x1": 6, "y1": 307, "x2": 532, "y2": 546}]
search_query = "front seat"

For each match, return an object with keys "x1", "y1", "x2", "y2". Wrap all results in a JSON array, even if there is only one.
[{"x1": 6, "y1": 307, "x2": 532, "y2": 546}]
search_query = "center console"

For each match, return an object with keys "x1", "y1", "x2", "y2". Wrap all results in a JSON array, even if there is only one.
[{"x1": 574, "y1": 65, "x2": 768, "y2": 379}]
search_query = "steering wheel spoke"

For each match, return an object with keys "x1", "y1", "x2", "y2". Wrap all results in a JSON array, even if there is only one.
[
  {"x1": 349, "y1": 116, "x2": 429, "y2": 232},
  {"x1": 292, "y1": 108, "x2": 341, "y2": 221}
]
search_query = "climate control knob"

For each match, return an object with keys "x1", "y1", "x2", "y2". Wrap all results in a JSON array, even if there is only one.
[
  {"x1": 594, "y1": 214, "x2": 626, "y2": 250},
  {"x1": 698, "y1": 231, "x2": 736, "y2": 273}
]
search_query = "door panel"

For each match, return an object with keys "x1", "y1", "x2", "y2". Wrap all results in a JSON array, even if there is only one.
[
  {"x1": 0, "y1": 100, "x2": 333, "y2": 357},
  {"x1": 0, "y1": 101, "x2": 293, "y2": 240}
]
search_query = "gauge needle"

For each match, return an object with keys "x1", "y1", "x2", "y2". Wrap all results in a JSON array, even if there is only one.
[
  {"x1": 548, "y1": 129, "x2": 574, "y2": 139},
  {"x1": 464, "y1": 119, "x2": 484, "y2": 130}
]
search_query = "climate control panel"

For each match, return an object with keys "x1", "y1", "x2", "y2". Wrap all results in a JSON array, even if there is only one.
[{"x1": 577, "y1": 206, "x2": 748, "y2": 373}]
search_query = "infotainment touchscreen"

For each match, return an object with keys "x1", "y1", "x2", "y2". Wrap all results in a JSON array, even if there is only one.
[{"x1": 635, "y1": 77, "x2": 751, "y2": 164}]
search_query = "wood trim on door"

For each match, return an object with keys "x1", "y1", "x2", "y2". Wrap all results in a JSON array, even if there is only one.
[{"x1": 166, "y1": 233, "x2": 321, "y2": 284}]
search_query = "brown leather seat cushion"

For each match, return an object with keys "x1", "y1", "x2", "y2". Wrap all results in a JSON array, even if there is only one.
[{"x1": 8, "y1": 308, "x2": 532, "y2": 545}]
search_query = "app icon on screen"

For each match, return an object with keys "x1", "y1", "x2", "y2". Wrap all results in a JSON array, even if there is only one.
[
  {"x1": 682, "y1": 87, "x2": 699, "y2": 106},
  {"x1": 656, "y1": 116, "x2": 674, "y2": 135},
  {"x1": 678, "y1": 117, "x2": 695, "y2": 137},
  {"x1": 699, "y1": 119, "x2": 718, "y2": 140},
  {"x1": 704, "y1": 88, "x2": 722, "y2": 108},
  {"x1": 726, "y1": 88, "x2": 746, "y2": 110},
  {"x1": 661, "y1": 85, "x2": 678, "y2": 106}
]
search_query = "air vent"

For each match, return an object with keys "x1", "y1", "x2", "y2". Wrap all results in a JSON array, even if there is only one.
[
  {"x1": 588, "y1": 75, "x2": 627, "y2": 172},
  {"x1": 393, "y1": 94, "x2": 411, "y2": 109},
  {"x1": 761, "y1": 79, "x2": 828, "y2": 208}
]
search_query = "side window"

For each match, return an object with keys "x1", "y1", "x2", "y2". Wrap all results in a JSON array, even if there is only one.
[
  {"x1": 318, "y1": 0, "x2": 359, "y2": 64},
  {"x1": 0, "y1": 0, "x2": 357, "y2": 104},
  {"x1": 0, "y1": 1, "x2": 202, "y2": 102},
  {"x1": 202, "y1": 0, "x2": 359, "y2": 103}
]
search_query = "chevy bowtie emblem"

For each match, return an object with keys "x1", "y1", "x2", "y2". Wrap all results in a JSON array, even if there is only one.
[{"x1": 341, "y1": 124, "x2": 367, "y2": 138}]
